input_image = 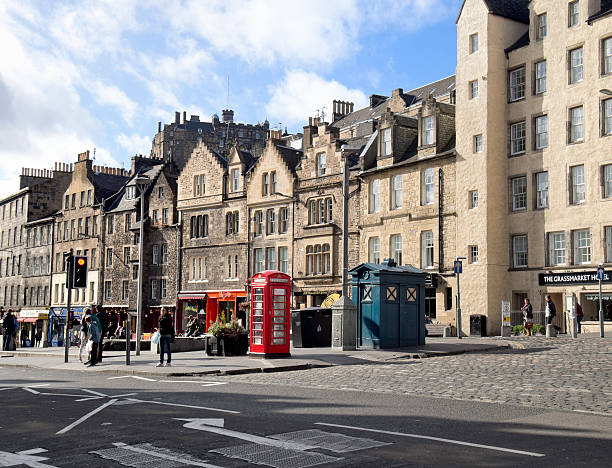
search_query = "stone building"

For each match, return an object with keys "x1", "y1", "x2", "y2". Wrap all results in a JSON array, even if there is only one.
[
  {"x1": 150, "y1": 109, "x2": 269, "y2": 171},
  {"x1": 456, "y1": 0, "x2": 612, "y2": 334}
]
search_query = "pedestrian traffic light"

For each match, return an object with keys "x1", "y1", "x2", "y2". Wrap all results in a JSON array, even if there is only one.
[{"x1": 72, "y1": 256, "x2": 88, "y2": 288}]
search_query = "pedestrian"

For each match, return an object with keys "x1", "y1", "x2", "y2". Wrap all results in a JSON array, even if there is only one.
[
  {"x1": 156, "y1": 307, "x2": 174, "y2": 367},
  {"x1": 521, "y1": 298, "x2": 533, "y2": 336},
  {"x1": 84, "y1": 315, "x2": 100, "y2": 367},
  {"x1": 2, "y1": 310, "x2": 15, "y2": 351},
  {"x1": 576, "y1": 302, "x2": 584, "y2": 334},
  {"x1": 545, "y1": 295, "x2": 557, "y2": 327},
  {"x1": 34, "y1": 328, "x2": 42, "y2": 348},
  {"x1": 78, "y1": 315, "x2": 90, "y2": 363},
  {"x1": 94, "y1": 306, "x2": 109, "y2": 363}
]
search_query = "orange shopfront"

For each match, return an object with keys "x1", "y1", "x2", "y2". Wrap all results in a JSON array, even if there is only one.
[{"x1": 177, "y1": 290, "x2": 248, "y2": 333}]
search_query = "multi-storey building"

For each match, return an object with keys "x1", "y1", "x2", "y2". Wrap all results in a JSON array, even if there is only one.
[
  {"x1": 150, "y1": 110, "x2": 269, "y2": 171},
  {"x1": 456, "y1": 0, "x2": 612, "y2": 333}
]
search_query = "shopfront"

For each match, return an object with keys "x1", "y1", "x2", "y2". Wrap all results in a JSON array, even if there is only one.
[
  {"x1": 177, "y1": 290, "x2": 247, "y2": 334},
  {"x1": 17, "y1": 309, "x2": 48, "y2": 348},
  {"x1": 48, "y1": 307, "x2": 85, "y2": 347}
]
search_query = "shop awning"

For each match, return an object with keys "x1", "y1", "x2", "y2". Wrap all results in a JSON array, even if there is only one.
[
  {"x1": 178, "y1": 294, "x2": 207, "y2": 300},
  {"x1": 17, "y1": 317, "x2": 37, "y2": 323}
]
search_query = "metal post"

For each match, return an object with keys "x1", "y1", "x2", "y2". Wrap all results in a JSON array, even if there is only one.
[
  {"x1": 599, "y1": 265, "x2": 604, "y2": 338},
  {"x1": 456, "y1": 270, "x2": 461, "y2": 339},
  {"x1": 125, "y1": 311, "x2": 131, "y2": 365},
  {"x1": 341, "y1": 146, "x2": 349, "y2": 297},
  {"x1": 63, "y1": 249, "x2": 73, "y2": 363},
  {"x1": 136, "y1": 185, "x2": 145, "y2": 355}
]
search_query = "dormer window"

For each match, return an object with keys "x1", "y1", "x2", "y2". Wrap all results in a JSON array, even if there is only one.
[
  {"x1": 231, "y1": 169, "x2": 240, "y2": 192},
  {"x1": 316, "y1": 153, "x2": 326, "y2": 176},
  {"x1": 422, "y1": 116, "x2": 434, "y2": 145},
  {"x1": 381, "y1": 128, "x2": 392, "y2": 156},
  {"x1": 271, "y1": 171, "x2": 277, "y2": 194},
  {"x1": 126, "y1": 186, "x2": 137, "y2": 200},
  {"x1": 263, "y1": 173, "x2": 269, "y2": 196}
]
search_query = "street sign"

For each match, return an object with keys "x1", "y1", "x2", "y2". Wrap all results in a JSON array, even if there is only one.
[
  {"x1": 501, "y1": 301, "x2": 511, "y2": 327},
  {"x1": 597, "y1": 267, "x2": 605, "y2": 281},
  {"x1": 454, "y1": 260, "x2": 462, "y2": 274}
]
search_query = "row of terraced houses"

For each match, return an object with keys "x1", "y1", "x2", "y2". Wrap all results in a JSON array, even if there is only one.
[{"x1": 1, "y1": 0, "x2": 611, "y2": 346}]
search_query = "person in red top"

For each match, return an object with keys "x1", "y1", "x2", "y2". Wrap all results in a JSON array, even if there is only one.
[{"x1": 576, "y1": 303, "x2": 584, "y2": 334}]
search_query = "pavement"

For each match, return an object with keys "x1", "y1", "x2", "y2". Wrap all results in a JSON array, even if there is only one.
[{"x1": 0, "y1": 336, "x2": 514, "y2": 376}]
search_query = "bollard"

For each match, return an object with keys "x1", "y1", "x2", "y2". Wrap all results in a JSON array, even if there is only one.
[
  {"x1": 443, "y1": 326, "x2": 452, "y2": 338},
  {"x1": 546, "y1": 324, "x2": 557, "y2": 337}
]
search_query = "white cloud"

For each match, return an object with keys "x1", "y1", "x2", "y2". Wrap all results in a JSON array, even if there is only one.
[
  {"x1": 116, "y1": 133, "x2": 152, "y2": 156},
  {"x1": 89, "y1": 81, "x2": 138, "y2": 124},
  {"x1": 266, "y1": 69, "x2": 368, "y2": 129}
]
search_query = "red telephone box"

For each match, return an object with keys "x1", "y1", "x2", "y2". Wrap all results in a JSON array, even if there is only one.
[{"x1": 249, "y1": 271, "x2": 291, "y2": 358}]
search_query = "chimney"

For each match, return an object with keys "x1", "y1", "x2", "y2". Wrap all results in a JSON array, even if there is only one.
[
  {"x1": 392, "y1": 88, "x2": 403, "y2": 97},
  {"x1": 222, "y1": 109, "x2": 234, "y2": 123},
  {"x1": 302, "y1": 117, "x2": 319, "y2": 150},
  {"x1": 158, "y1": 122, "x2": 161, "y2": 133},
  {"x1": 332, "y1": 100, "x2": 354, "y2": 122},
  {"x1": 175, "y1": 112, "x2": 180, "y2": 125},
  {"x1": 369, "y1": 94, "x2": 388, "y2": 108},
  {"x1": 183, "y1": 111, "x2": 187, "y2": 124}
]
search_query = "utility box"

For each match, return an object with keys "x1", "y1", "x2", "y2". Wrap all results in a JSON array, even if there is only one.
[
  {"x1": 350, "y1": 259, "x2": 427, "y2": 349},
  {"x1": 291, "y1": 307, "x2": 332, "y2": 348},
  {"x1": 469, "y1": 315, "x2": 487, "y2": 337}
]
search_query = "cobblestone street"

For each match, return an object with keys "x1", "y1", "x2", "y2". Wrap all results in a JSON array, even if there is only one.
[{"x1": 224, "y1": 335, "x2": 612, "y2": 415}]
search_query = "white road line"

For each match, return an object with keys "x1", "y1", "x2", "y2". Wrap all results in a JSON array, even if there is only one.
[
  {"x1": 25, "y1": 384, "x2": 51, "y2": 388},
  {"x1": 17, "y1": 448, "x2": 48, "y2": 455},
  {"x1": 573, "y1": 409, "x2": 612, "y2": 417},
  {"x1": 74, "y1": 397, "x2": 104, "y2": 402},
  {"x1": 22, "y1": 387, "x2": 40, "y2": 394},
  {"x1": 56, "y1": 399, "x2": 118, "y2": 435},
  {"x1": 126, "y1": 398, "x2": 240, "y2": 414},
  {"x1": 108, "y1": 375, "x2": 156, "y2": 381},
  {"x1": 107, "y1": 393, "x2": 138, "y2": 398},
  {"x1": 0, "y1": 387, "x2": 13, "y2": 391},
  {"x1": 40, "y1": 392, "x2": 98, "y2": 398},
  {"x1": 201, "y1": 382, "x2": 227, "y2": 387},
  {"x1": 111, "y1": 442, "x2": 223, "y2": 468},
  {"x1": 159, "y1": 380, "x2": 206, "y2": 383},
  {"x1": 82, "y1": 389, "x2": 108, "y2": 397},
  {"x1": 315, "y1": 423, "x2": 546, "y2": 458}
]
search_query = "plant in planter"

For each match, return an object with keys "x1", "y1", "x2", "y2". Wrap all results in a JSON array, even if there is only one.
[
  {"x1": 206, "y1": 315, "x2": 248, "y2": 356},
  {"x1": 532, "y1": 324, "x2": 545, "y2": 335},
  {"x1": 511, "y1": 325, "x2": 526, "y2": 336}
]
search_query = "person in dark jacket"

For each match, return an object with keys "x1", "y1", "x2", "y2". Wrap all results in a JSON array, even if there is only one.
[
  {"x1": 2, "y1": 310, "x2": 15, "y2": 351},
  {"x1": 521, "y1": 298, "x2": 534, "y2": 336},
  {"x1": 94, "y1": 306, "x2": 109, "y2": 362},
  {"x1": 157, "y1": 307, "x2": 174, "y2": 367},
  {"x1": 545, "y1": 295, "x2": 557, "y2": 326}
]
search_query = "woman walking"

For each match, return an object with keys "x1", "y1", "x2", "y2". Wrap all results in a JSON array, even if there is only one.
[
  {"x1": 78, "y1": 314, "x2": 90, "y2": 363},
  {"x1": 157, "y1": 308, "x2": 174, "y2": 367}
]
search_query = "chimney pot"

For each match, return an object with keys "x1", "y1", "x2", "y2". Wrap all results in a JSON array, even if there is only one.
[
  {"x1": 183, "y1": 111, "x2": 186, "y2": 124},
  {"x1": 158, "y1": 121, "x2": 161, "y2": 132},
  {"x1": 175, "y1": 112, "x2": 180, "y2": 125}
]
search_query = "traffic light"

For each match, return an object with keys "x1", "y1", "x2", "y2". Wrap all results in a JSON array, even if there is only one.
[{"x1": 72, "y1": 256, "x2": 88, "y2": 288}]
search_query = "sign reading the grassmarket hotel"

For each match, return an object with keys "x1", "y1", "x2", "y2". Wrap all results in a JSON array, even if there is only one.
[{"x1": 538, "y1": 271, "x2": 611, "y2": 286}]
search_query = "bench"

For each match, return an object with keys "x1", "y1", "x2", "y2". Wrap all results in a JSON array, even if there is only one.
[{"x1": 426, "y1": 324, "x2": 452, "y2": 337}]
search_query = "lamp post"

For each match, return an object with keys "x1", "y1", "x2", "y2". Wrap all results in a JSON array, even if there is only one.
[
  {"x1": 134, "y1": 174, "x2": 150, "y2": 356},
  {"x1": 341, "y1": 143, "x2": 349, "y2": 297},
  {"x1": 454, "y1": 257, "x2": 466, "y2": 339},
  {"x1": 597, "y1": 264, "x2": 605, "y2": 338}
]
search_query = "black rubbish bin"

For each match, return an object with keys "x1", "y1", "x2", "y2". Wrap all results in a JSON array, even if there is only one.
[
  {"x1": 470, "y1": 314, "x2": 487, "y2": 337},
  {"x1": 291, "y1": 307, "x2": 332, "y2": 347}
]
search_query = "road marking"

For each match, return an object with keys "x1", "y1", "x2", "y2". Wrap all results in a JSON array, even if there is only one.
[
  {"x1": 41, "y1": 392, "x2": 99, "y2": 398},
  {"x1": 22, "y1": 387, "x2": 40, "y2": 394},
  {"x1": 107, "y1": 392, "x2": 138, "y2": 398},
  {"x1": 159, "y1": 380, "x2": 204, "y2": 383},
  {"x1": 573, "y1": 409, "x2": 612, "y2": 417},
  {"x1": 128, "y1": 398, "x2": 240, "y2": 414},
  {"x1": 17, "y1": 448, "x2": 48, "y2": 455},
  {"x1": 201, "y1": 382, "x2": 227, "y2": 387},
  {"x1": 108, "y1": 375, "x2": 156, "y2": 381},
  {"x1": 92, "y1": 442, "x2": 222, "y2": 468},
  {"x1": 0, "y1": 448, "x2": 57, "y2": 467},
  {"x1": 56, "y1": 399, "x2": 118, "y2": 435},
  {"x1": 82, "y1": 389, "x2": 108, "y2": 397},
  {"x1": 315, "y1": 423, "x2": 546, "y2": 458},
  {"x1": 177, "y1": 418, "x2": 317, "y2": 451},
  {"x1": 0, "y1": 387, "x2": 13, "y2": 391}
]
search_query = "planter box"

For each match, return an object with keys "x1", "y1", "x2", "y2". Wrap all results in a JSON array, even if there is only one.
[{"x1": 205, "y1": 334, "x2": 248, "y2": 356}]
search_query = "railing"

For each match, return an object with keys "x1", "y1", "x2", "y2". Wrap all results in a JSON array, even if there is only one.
[{"x1": 510, "y1": 310, "x2": 546, "y2": 326}]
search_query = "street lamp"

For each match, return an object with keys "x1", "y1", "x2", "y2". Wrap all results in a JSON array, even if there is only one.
[
  {"x1": 134, "y1": 174, "x2": 150, "y2": 356},
  {"x1": 600, "y1": 89, "x2": 612, "y2": 96},
  {"x1": 341, "y1": 143, "x2": 350, "y2": 297}
]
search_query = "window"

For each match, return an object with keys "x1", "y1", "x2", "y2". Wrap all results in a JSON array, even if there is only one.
[
  {"x1": 603, "y1": 37, "x2": 612, "y2": 75},
  {"x1": 266, "y1": 247, "x2": 276, "y2": 270},
  {"x1": 510, "y1": 121, "x2": 526, "y2": 155},
  {"x1": 421, "y1": 231, "x2": 434, "y2": 269},
  {"x1": 271, "y1": 171, "x2": 277, "y2": 194},
  {"x1": 535, "y1": 60, "x2": 547, "y2": 94},
  {"x1": 306, "y1": 244, "x2": 330, "y2": 275},
  {"x1": 162, "y1": 208, "x2": 169, "y2": 225},
  {"x1": 106, "y1": 248, "x2": 113, "y2": 267},
  {"x1": 369, "y1": 179, "x2": 380, "y2": 213},
  {"x1": 322, "y1": 244, "x2": 330, "y2": 274},
  {"x1": 571, "y1": 165, "x2": 586, "y2": 204},
  {"x1": 152, "y1": 210, "x2": 159, "y2": 224},
  {"x1": 266, "y1": 209, "x2": 276, "y2": 235},
  {"x1": 124, "y1": 247, "x2": 130, "y2": 264},
  {"x1": 469, "y1": 245, "x2": 479, "y2": 264},
  {"x1": 569, "y1": 106, "x2": 584, "y2": 143},
  {"x1": 93, "y1": 216, "x2": 98, "y2": 235},
  {"x1": 152, "y1": 244, "x2": 159, "y2": 265},
  {"x1": 512, "y1": 235, "x2": 528, "y2": 268},
  {"x1": 603, "y1": 99, "x2": 612, "y2": 136},
  {"x1": 194, "y1": 174, "x2": 206, "y2": 196},
  {"x1": 254, "y1": 248, "x2": 263, "y2": 273},
  {"x1": 91, "y1": 248, "x2": 96, "y2": 269},
  {"x1": 107, "y1": 215, "x2": 114, "y2": 234},
  {"x1": 535, "y1": 115, "x2": 548, "y2": 149},
  {"x1": 151, "y1": 279, "x2": 158, "y2": 299},
  {"x1": 262, "y1": 173, "x2": 269, "y2": 196},
  {"x1": 190, "y1": 215, "x2": 209, "y2": 238},
  {"x1": 509, "y1": 67, "x2": 526, "y2": 101},
  {"x1": 231, "y1": 168, "x2": 240, "y2": 192},
  {"x1": 391, "y1": 175, "x2": 402, "y2": 209},
  {"x1": 573, "y1": 229, "x2": 591, "y2": 264},
  {"x1": 316, "y1": 153, "x2": 326, "y2": 176},
  {"x1": 604, "y1": 164, "x2": 612, "y2": 198},
  {"x1": 279, "y1": 207, "x2": 289, "y2": 233},
  {"x1": 64, "y1": 195, "x2": 69, "y2": 210},
  {"x1": 569, "y1": 47, "x2": 583, "y2": 84},
  {"x1": 124, "y1": 213, "x2": 131, "y2": 232},
  {"x1": 104, "y1": 281, "x2": 112, "y2": 300},
  {"x1": 469, "y1": 190, "x2": 478, "y2": 209},
  {"x1": 122, "y1": 281, "x2": 129, "y2": 300},
  {"x1": 535, "y1": 172, "x2": 549, "y2": 209},
  {"x1": 254, "y1": 211, "x2": 263, "y2": 236},
  {"x1": 87, "y1": 189, "x2": 92, "y2": 205},
  {"x1": 568, "y1": 1, "x2": 579, "y2": 27},
  {"x1": 71, "y1": 193, "x2": 76, "y2": 209},
  {"x1": 469, "y1": 80, "x2": 478, "y2": 99},
  {"x1": 511, "y1": 176, "x2": 527, "y2": 211},
  {"x1": 70, "y1": 219, "x2": 75, "y2": 239},
  {"x1": 391, "y1": 234, "x2": 402, "y2": 265},
  {"x1": 160, "y1": 279, "x2": 167, "y2": 299},
  {"x1": 469, "y1": 33, "x2": 478, "y2": 53},
  {"x1": 279, "y1": 247, "x2": 289, "y2": 273},
  {"x1": 226, "y1": 211, "x2": 239, "y2": 235},
  {"x1": 422, "y1": 168, "x2": 435, "y2": 205},
  {"x1": 536, "y1": 13, "x2": 547, "y2": 39},
  {"x1": 606, "y1": 226, "x2": 612, "y2": 263},
  {"x1": 422, "y1": 116, "x2": 434, "y2": 145},
  {"x1": 382, "y1": 128, "x2": 392, "y2": 156},
  {"x1": 80, "y1": 191, "x2": 85, "y2": 207},
  {"x1": 369, "y1": 237, "x2": 380, "y2": 264},
  {"x1": 308, "y1": 197, "x2": 332, "y2": 225},
  {"x1": 161, "y1": 244, "x2": 168, "y2": 264},
  {"x1": 474, "y1": 134, "x2": 483, "y2": 153}
]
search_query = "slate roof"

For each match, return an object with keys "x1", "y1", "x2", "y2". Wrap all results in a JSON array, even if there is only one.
[
  {"x1": 106, "y1": 164, "x2": 164, "y2": 213},
  {"x1": 505, "y1": 30, "x2": 530, "y2": 54},
  {"x1": 350, "y1": 262, "x2": 427, "y2": 275},
  {"x1": 332, "y1": 75, "x2": 456, "y2": 131},
  {"x1": 237, "y1": 149, "x2": 257, "y2": 172},
  {"x1": 92, "y1": 172, "x2": 130, "y2": 203},
  {"x1": 275, "y1": 144, "x2": 302, "y2": 171},
  {"x1": 483, "y1": 0, "x2": 529, "y2": 24}
]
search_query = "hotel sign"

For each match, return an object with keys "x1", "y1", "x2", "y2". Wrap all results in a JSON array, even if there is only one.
[{"x1": 538, "y1": 271, "x2": 611, "y2": 286}]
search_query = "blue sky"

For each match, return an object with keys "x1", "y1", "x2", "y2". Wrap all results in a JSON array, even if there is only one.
[{"x1": 0, "y1": 0, "x2": 462, "y2": 198}]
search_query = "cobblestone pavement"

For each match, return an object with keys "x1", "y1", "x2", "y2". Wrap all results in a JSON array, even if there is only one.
[{"x1": 223, "y1": 335, "x2": 612, "y2": 414}]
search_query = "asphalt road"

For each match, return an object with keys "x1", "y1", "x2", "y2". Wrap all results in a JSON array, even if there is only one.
[{"x1": 1, "y1": 366, "x2": 611, "y2": 467}]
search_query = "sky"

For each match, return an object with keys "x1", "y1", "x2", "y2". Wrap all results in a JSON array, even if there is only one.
[{"x1": 0, "y1": 0, "x2": 462, "y2": 198}]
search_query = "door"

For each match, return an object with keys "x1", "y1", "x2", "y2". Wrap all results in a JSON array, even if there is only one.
[
  {"x1": 359, "y1": 284, "x2": 375, "y2": 348},
  {"x1": 384, "y1": 284, "x2": 400, "y2": 348},
  {"x1": 269, "y1": 287, "x2": 288, "y2": 351},
  {"x1": 400, "y1": 285, "x2": 419, "y2": 346}
]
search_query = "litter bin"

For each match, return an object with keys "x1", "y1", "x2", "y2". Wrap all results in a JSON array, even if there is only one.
[
  {"x1": 291, "y1": 307, "x2": 332, "y2": 347},
  {"x1": 470, "y1": 314, "x2": 487, "y2": 337}
]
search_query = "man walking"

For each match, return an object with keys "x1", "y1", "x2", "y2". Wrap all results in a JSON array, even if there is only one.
[
  {"x1": 94, "y1": 306, "x2": 109, "y2": 363},
  {"x1": 2, "y1": 310, "x2": 15, "y2": 351},
  {"x1": 545, "y1": 295, "x2": 557, "y2": 326},
  {"x1": 85, "y1": 315, "x2": 100, "y2": 367}
]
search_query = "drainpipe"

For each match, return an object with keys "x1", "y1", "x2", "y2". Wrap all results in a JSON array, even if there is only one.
[{"x1": 438, "y1": 168, "x2": 443, "y2": 273}]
